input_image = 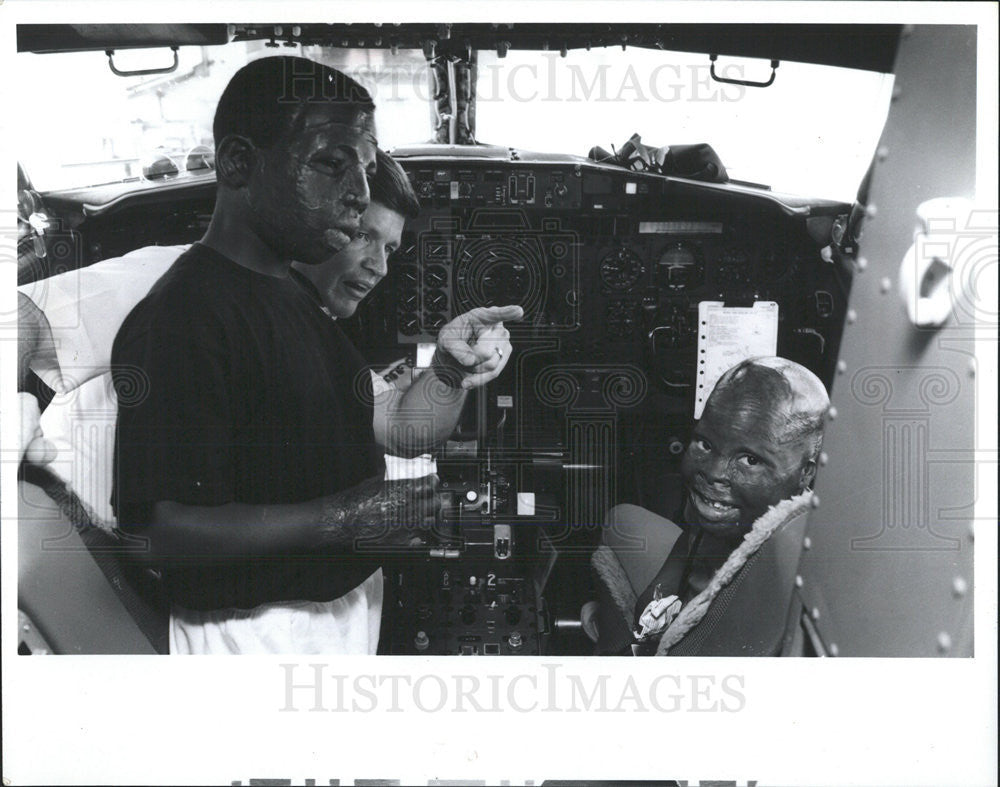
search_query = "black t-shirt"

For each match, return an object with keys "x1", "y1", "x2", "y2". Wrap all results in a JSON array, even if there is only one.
[{"x1": 111, "y1": 243, "x2": 384, "y2": 609}]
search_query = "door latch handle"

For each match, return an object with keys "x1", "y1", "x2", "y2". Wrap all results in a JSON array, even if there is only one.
[{"x1": 897, "y1": 197, "x2": 991, "y2": 328}]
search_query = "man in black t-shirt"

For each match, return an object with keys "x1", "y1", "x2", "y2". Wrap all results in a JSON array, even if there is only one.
[{"x1": 111, "y1": 58, "x2": 521, "y2": 653}]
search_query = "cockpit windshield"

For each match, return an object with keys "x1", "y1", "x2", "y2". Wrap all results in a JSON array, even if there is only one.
[
  {"x1": 475, "y1": 48, "x2": 893, "y2": 200},
  {"x1": 18, "y1": 41, "x2": 892, "y2": 201},
  {"x1": 16, "y1": 43, "x2": 431, "y2": 191}
]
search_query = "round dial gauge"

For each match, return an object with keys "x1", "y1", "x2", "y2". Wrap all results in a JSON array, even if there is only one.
[
  {"x1": 454, "y1": 236, "x2": 544, "y2": 317},
  {"x1": 424, "y1": 289, "x2": 449, "y2": 313},
  {"x1": 600, "y1": 248, "x2": 645, "y2": 291},
  {"x1": 398, "y1": 264, "x2": 419, "y2": 288},
  {"x1": 398, "y1": 315, "x2": 420, "y2": 336},
  {"x1": 656, "y1": 243, "x2": 704, "y2": 290},
  {"x1": 424, "y1": 264, "x2": 448, "y2": 288},
  {"x1": 424, "y1": 313, "x2": 448, "y2": 331}
]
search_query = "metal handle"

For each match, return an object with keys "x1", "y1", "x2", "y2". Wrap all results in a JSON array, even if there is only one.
[
  {"x1": 106, "y1": 47, "x2": 179, "y2": 77},
  {"x1": 710, "y1": 54, "x2": 779, "y2": 88},
  {"x1": 898, "y1": 197, "x2": 982, "y2": 328}
]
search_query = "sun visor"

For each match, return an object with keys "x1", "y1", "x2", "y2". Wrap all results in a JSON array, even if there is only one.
[{"x1": 17, "y1": 24, "x2": 230, "y2": 54}]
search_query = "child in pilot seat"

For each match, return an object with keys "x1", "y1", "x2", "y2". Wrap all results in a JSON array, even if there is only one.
[{"x1": 589, "y1": 356, "x2": 830, "y2": 655}]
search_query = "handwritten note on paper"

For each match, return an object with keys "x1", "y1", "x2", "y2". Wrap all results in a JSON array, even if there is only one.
[{"x1": 695, "y1": 301, "x2": 779, "y2": 418}]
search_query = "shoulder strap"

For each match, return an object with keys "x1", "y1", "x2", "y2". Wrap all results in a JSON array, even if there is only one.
[{"x1": 656, "y1": 491, "x2": 814, "y2": 655}]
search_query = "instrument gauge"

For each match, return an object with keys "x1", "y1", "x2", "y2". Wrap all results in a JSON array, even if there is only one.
[
  {"x1": 599, "y1": 248, "x2": 645, "y2": 291},
  {"x1": 424, "y1": 264, "x2": 448, "y2": 288},
  {"x1": 398, "y1": 315, "x2": 420, "y2": 336},
  {"x1": 398, "y1": 264, "x2": 419, "y2": 287},
  {"x1": 605, "y1": 301, "x2": 638, "y2": 338},
  {"x1": 656, "y1": 243, "x2": 705, "y2": 290},
  {"x1": 424, "y1": 313, "x2": 448, "y2": 331},
  {"x1": 717, "y1": 248, "x2": 753, "y2": 288},
  {"x1": 425, "y1": 289, "x2": 449, "y2": 313},
  {"x1": 454, "y1": 237, "x2": 544, "y2": 316}
]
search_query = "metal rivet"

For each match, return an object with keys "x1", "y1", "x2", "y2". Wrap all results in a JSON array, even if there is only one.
[
  {"x1": 829, "y1": 643, "x2": 839, "y2": 657},
  {"x1": 795, "y1": 575, "x2": 804, "y2": 588},
  {"x1": 818, "y1": 451, "x2": 829, "y2": 467},
  {"x1": 846, "y1": 309, "x2": 857, "y2": 324},
  {"x1": 880, "y1": 277, "x2": 892, "y2": 294},
  {"x1": 811, "y1": 607, "x2": 820, "y2": 621},
  {"x1": 952, "y1": 577, "x2": 968, "y2": 598},
  {"x1": 827, "y1": 406, "x2": 838, "y2": 421},
  {"x1": 23, "y1": 624, "x2": 30, "y2": 632},
  {"x1": 968, "y1": 359, "x2": 976, "y2": 377},
  {"x1": 803, "y1": 536, "x2": 812, "y2": 550},
  {"x1": 892, "y1": 84, "x2": 903, "y2": 101},
  {"x1": 968, "y1": 521, "x2": 975, "y2": 540},
  {"x1": 865, "y1": 204, "x2": 878, "y2": 219},
  {"x1": 811, "y1": 494, "x2": 821, "y2": 509},
  {"x1": 856, "y1": 256, "x2": 868, "y2": 271},
  {"x1": 876, "y1": 146, "x2": 889, "y2": 162},
  {"x1": 836, "y1": 360, "x2": 847, "y2": 375},
  {"x1": 937, "y1": 632, "x2": 952, "y2": 653}
]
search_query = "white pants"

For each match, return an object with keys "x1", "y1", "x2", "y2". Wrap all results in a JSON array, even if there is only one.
[{"x1": 169, "y1": 569, "x2": 383, "y2": 655}]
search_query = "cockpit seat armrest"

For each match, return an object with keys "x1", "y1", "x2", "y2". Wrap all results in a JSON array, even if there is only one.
[{"x1": 18, "y1": 476, "x2": 168, "y2": 655}]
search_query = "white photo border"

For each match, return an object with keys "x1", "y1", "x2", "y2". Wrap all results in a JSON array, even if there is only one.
[{"x1": 1, "y1": 2, "x2": 996, "y2": 785}]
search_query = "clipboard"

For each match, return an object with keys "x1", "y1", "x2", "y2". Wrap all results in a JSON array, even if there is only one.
[{"x1": 695, "y1": 301, "x2": 779, "y2": 418}]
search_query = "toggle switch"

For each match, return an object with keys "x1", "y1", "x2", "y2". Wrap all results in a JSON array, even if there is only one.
[{"x1": 494, "y1": 524, "x2": 512, "y2": 559}]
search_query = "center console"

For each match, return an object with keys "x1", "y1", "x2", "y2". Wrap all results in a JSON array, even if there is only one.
[{"x1": 380, "y1": 523, "x2": 556, "y2": 656}]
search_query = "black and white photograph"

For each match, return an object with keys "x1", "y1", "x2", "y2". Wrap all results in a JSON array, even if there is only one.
[{"x1": 1, "y1": 3, "x2": 997, "y2": 785}]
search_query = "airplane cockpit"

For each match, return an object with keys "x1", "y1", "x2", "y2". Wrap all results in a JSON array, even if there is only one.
[{"x1": 12, "y1": 22, "x2": 985, "y2": 661}]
